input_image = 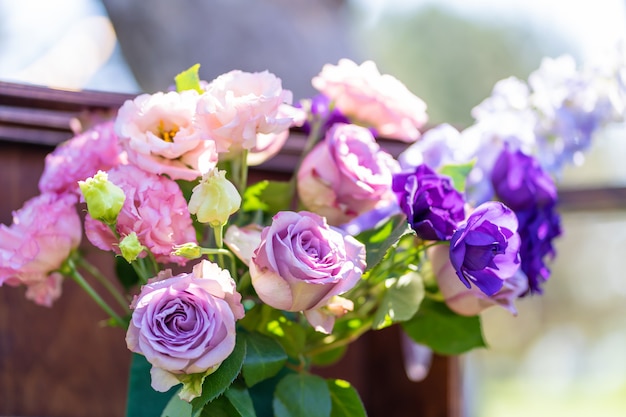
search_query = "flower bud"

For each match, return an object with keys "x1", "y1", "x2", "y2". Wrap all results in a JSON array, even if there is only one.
[
  {"x1": 119, "y1": 232, "x2": 145, "y2": 263},
  {"x1": 188, "y1": 169, "x2": 241, "y2": 227},
  {"x1": 172, "y1": 242, "x2": 202, "y2": 260},
  {"x1": 78, "y1": 170, "x2": 125, "y2": 224}
]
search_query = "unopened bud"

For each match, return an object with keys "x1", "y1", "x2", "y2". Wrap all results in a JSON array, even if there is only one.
[
  {"x1": 119, "y1": 232, "x2": 144, "y2": 263},
  {"x1": 188, "y1": 169, "x2": 241, "y2": 227},
  {"x1": 172, "y1": 242, "x2": 202, "y2": 260},
  {"x1": 78, "y1": 171, "x2": 125, "y2": 224}
]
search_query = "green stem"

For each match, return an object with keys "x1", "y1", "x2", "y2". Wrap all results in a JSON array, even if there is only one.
[
  {"x1": 65, "y1": 259, "x2": 127, "y2": 328},
  {"x1": 77, "y1": 257, "x2": 130, "y2": 313}
]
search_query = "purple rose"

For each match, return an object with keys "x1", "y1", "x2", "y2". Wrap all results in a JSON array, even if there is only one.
[
  {"x1": 491, "y1": 147, "x2": 557, "y2": 211},
  {"x1": 297, "y1": 123, "x2": 399, "y2": 225},
  {"x1": 516, "y1": 205, "x2": 562, "y2": 294},
  {"x1": 450, "y1": 202, "x2": 521, "y2": 296},
  {"x1": 250, "y1": 211, "x2": 366, "y2": 314},
  {"x1": 393, "y1": 164, "x2": 465, "y2": 241},
  {"x1": 125, "y1": 260, "x2": 244, "y2": 398}
]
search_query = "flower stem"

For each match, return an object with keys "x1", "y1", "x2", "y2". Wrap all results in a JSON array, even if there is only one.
[
  {"x1": 65, "y1": 259, "x2": 127, "y2": 328},
  {"x1": 76, "y1": 257, "x2": 130, "y2": 313}
]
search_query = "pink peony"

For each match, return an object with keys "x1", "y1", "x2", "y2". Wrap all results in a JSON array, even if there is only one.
[
  {"x1": 0, "y1": 193, "x2": 82, "y2": 306},
  {"x1": 312, "y1": 59, "x2": 428, "y2": 142},
  {"x1": 126, "y1": 260, "x2": 244, "y2": 398},
  {"x1": 84, "y1": 165, "x2": 197, "y2": 265},
  {"x1": 115, "y1": 90, "x2": 217, "y2": 181},
  {"x1": 429, "y1": 244, "x2": 527, "y2": 316},
  {"x1": 195, "y1": 70, "x2": 294, "y2": 157},
  {"x1": 297, "y1": 123, "x2": 400, "y2": 225},
  {"x1": 39, "y1": 121, "x2": 124, "y2": 195},
  {"x1": 250, "y1": 211, "x2": 366, "y2": 332}
]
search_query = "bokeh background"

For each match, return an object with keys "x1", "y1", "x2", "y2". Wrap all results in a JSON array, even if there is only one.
[{"x1": 2, "y1": 1, "x2": 626, "y2": 416}]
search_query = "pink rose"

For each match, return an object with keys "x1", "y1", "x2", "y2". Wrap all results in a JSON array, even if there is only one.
[
  {"x1": 126, "y1": 260, "x2": 244, "y2": 397},
  {"x1": 297, "y1": 123, "x2": 400, "y2": 225},
  {"x1": 250, "y1": 211, "x2": 366, "y2": 330},
  {"x1": 84, "y1": 165, "x2": 197, "y2": 265},
  {"x1": 195, "y1": 70, "x2": 294, "y2": 157},
  {"x1": 115, "y1": 90, "x2": 217, "y2": 181},
  {"x1": 429, "y1": 244, "x2": 527, "y2": 316},
  {"x1": 0, "y1": 193, "x2": 81, "y2": 306},
  {"x1": 39, "y1": 121, "x2": 124, "y2": 195},
  {"x1": 312, "y1": 59, "x2": 428, "y2": 142}
]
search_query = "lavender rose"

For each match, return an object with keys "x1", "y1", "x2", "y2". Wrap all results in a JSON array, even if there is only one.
[
  {"x1": 393, "y1": 164, "x2": 465, "y2": 241},
  {"x1": 297, "y1": 123, "x2": 399, "y2": 225},
  {"x1": 125, "y1": 260, "x2": 244, "y2": 400},
  {"x1": 250, "y1": 211, "x2": 366, "y2": 317},
  {"x1": 450, "y1": 202, "x2": 521, "y2": 296}
]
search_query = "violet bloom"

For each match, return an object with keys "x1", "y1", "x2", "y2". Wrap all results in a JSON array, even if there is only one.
[
  {"x1": 297, "y1": 123, "x2": 399, "y2": 225},
  {"x1": 393, "y1": 164, "x2": 465, "y2": 241},
  {"x1": 491, "y1": 147, "x2": 557, "y2": 211},
  {"x1": 490, "y1": 147, "x2": 561, "y2": 294},
  {"x1": 450, "y1": 202, "x2": 521, "y2": 296},
  {"x1": 516, "y1": 206, "x2": 562, "y2": 294},
  {"x1": 126, "y1": 260, "x2": 244, "y2": 400},
  {"x1": 297, "y1": 94, "x2": 350, "y2": 136},
  {"x1": 250, "y1": 211, "x2": 366, "y2": 333}
]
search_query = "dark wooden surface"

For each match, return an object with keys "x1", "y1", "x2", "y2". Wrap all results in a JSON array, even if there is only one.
[{"x1": 0, "y1": 81, "x2": 460, "y2": 417}]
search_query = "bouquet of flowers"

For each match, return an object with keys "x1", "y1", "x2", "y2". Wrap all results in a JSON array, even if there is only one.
[{"x1": 1, "y1": 48, "x2": 624, "y2": 416}]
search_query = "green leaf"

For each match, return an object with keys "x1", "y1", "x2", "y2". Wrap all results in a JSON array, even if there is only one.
[
  {"x1": 310, "y1": 344, "x2": 348, "y2": 367},
  {"x1": 242, "y1": 180, "x2": 292, "y2": 213},
  {"x1": 161, "y1": 394, "x2": 192, "y2": 417},
  {"x1": 439, "y1": 160, "x2": 475, "y2": 192},
  {"x1": 401, "y1": 297, "x2": 486, "y2": 355},
  {"x1": 190, "y1": 335, "x2": 247, "y2": 414},
  {"x1": 249, "y1": 368, "x2": 295, "y2": 417},
  {"x1": 373, "y1": 270, "x2": 425, "y2": 330},
  {"x1": 199, "y1": 395, "x2": 239, "y2": 417},
  {"x1": 273, "y1": 373, "x2": 332, "y2": 417},
  {"x1": 242, "y1": 332, "x2": 288, "y2": 387},
  {"x1": 356, "y1": 213, "x2": 412, "y2": 272},
  {"x1": 225, "y1": 384, "x2": 258, "y2": 417},
  {"x1": 126, "y1": 353, "x2": 177, "y2": 417},
  {"x1": 327, "y1": 379, "x2": 367, "y2": 417},
  {"x1": 175, "y1": 64, "x2": 203, "y2": 93}
]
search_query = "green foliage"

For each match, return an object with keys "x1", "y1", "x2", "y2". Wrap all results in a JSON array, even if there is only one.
[
  {"x1": 373, "y1": 270, "x2": 425, "y2": 329},
  {"x1": 356, "y1": 213, "x2": 413, "y2": 272},
  {"x1": 189, "y1": 335, "x2": 247, "y2": 414},
  {"x1": 273, "y1": 373, "x2": 332, "y2": 417},
  {"x1": 126, "y1": 353, "x2": 177, "y2": 417},
  {"x1": 242, "y1": 180, "x2": 293, "y2": 214},
  {"x1": 327, "y1": 379, "x2": 367, "y2": 417},
  {"x1": 242, "y1": 332, "x2": 288, "y2": 387},
  {"x1": 223, "y1": 384, "x2": 258, "y2": 417},
  {"x1": 402, "y1": 297, "x2": 486, "y2": 355}
]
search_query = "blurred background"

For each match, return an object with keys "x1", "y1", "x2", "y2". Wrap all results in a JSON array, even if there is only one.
[{"x1": 2, "y1": 1, "x2": 626, "y2": 416}]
